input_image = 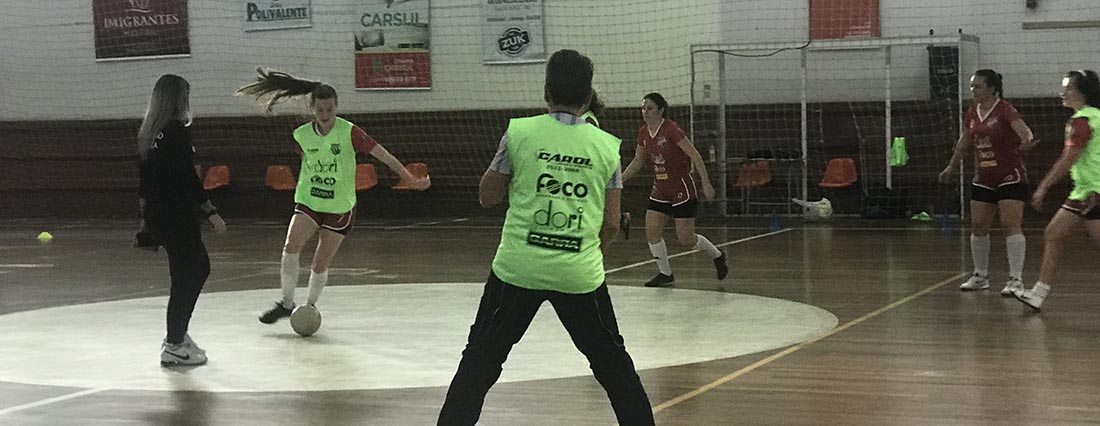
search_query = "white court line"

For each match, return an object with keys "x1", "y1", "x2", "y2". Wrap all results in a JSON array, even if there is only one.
[
  {"x1": 0, "y1": 271, "x2": 277, "y2": 412},
  {"x1": 0, "y1": 388, "x2": 108, "y2": 416},
  {"x1": 606, "y1": 228, "x2": 793, "y2": 274},
  {"x1": 382, "y1": 217, "x2": 470, "y2": 231},
  {"x1": 0, "y1": 264, "x2": 54, "y2": 268},
  {"x1": 207, "y1": 271, "x2": 275, "y2": 284},
  {"x1": 0, "y1": 226, "x2": 789, "y2": 412}
]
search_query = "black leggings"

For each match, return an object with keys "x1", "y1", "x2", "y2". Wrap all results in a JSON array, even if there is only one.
[
  {"x1": 437, "y1": 271, "x2": 654, "y2": 426},
  {"x1": 148, "y1": 212, "x2": 210, "y2": 345}
]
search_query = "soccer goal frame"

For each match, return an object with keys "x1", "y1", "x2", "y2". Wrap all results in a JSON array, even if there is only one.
[{"x1": 690, "y1": 34, "x2": 980, "y2": 218}]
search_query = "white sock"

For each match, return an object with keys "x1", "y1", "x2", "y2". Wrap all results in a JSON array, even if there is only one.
[
  {"x1": 307, "y1": 269, "x2": 329, "y2": 306},
  {"x1": 970, "y1": 234, "x2": 990, "y2": 276},
  {"x1": 648, "y1": 240, "x2": 673, "y2": 275},
  {"x1": 280, "y1": 252, "x2": 300, "y2": 309},
  {"x1": 693, "y1": 234, "x2": 722, "y2": 258},
  {"x1": 1006, "y1": 234, "x2": 1026, "y2": 279}
]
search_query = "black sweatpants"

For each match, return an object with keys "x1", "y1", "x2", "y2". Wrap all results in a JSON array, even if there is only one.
[
  {"x1": 148, "y1": 211, "x2": 210, "y2": 345},
  {"x1": 437, "y1": 271, "x2": 654, "y2": 426}
]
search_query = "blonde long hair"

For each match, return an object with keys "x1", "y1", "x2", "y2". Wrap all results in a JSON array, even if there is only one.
[
  {"x1": 137, "y1": 74, "x2": 191, "y2": 158},
  {"x1": 235, "y1": 67, "x2": 335, "y2": 112}
]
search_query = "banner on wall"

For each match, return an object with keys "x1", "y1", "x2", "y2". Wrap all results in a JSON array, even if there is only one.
[
  {"x1": 482, "y1": 0, "x2": 545, "y2": 64},
  {"x1": 242, "y1": 0, "x2": 312, "y2": 32},
  {"x1": 809, "y1": 0, "x2": 880, "y2": 40},
  {"x1": 354, "y1": 0, "x2": 431, "y2": 90},
  {"x1": 93, "y1": 0, "x2": 190, "y2": 61}
]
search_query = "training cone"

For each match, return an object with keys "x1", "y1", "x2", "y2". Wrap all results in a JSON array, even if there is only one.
[{"x1": 36, "y1": 232, "x2": 53, "y2": 243}]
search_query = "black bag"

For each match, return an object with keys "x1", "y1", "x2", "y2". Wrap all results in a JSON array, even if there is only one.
[
  {"x1": 862, "y1": 186, "x2": 909, "y2": 219},
  {"x1": 133, "y1": 220, "x2": 162, "y2": 252}
]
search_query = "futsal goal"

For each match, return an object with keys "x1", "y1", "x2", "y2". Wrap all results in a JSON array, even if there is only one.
[{"x1": 690, "y1": 34, "x2": 981, "y2": 218}]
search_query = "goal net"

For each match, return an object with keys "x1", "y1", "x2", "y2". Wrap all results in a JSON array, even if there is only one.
[{"x1": 690, "y1": 35, "x2": 981, "y2": 218}]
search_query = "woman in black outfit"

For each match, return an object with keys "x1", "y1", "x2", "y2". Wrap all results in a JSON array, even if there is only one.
[{"x1": 136, "y1": 74, "x2": 226, "y2": 367}]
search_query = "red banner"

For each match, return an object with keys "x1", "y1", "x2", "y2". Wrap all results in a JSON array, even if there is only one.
[
  {"x1": 355, "y1": 52, "x2": 431, "y2": 90},
  {"x1": 93, "y1": 0, "x2": 190, "y2": 60},
  {"x1": 809, "y1": 0, "x2": 879, "y2": 40}
]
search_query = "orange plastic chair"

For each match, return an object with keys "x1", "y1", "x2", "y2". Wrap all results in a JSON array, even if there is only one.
[
  {"x1": 819, "y1": 158, "x2": 857, "y2": 188},
  {"x1": 355, "y1": 163, "x2": 378, "y2": 191},
  {"x1": 733, "y1": 161, "x2": 772, "y2": 213},
  {"x1": 264, "y1": 165, "x2": 297, "y2": 191},
  {"x1": 393, "y1": 162, "x2": 429, "y2": 190},
  {"x1": 202, "y1": 165, "x2": 230, "y2": 191},
  {"x1": 733, "y1": 161, "x2": 772, "y2": 188}
]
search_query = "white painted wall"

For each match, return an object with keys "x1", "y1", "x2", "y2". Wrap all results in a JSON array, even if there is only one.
[
  {"x1": 0, "y1": 0, "x2": 722, "y2": 120},
  {"x1": 0, "y1": 0, "x2": 1095, "y2": 120},
  {"x1": 711, "y1": 0, "x2": 1100, "y2": 104}
]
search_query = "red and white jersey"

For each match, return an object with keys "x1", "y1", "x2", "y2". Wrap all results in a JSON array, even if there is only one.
[
  {"x1": 965, "y1": 99, "x2": 1027, "y2": 188},
  {"x1": 636, "y1": 119, "x2": 699, "y2": 204}
]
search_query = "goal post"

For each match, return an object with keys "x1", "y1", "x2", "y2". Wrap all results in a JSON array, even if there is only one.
[{"x1": 691, "y1": 34, "x2": 980, "y2": 218}]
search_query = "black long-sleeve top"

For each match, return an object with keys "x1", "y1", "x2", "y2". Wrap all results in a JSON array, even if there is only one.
[{"x1": 138, "y1": 120, "x2": 214, "y2": 217}]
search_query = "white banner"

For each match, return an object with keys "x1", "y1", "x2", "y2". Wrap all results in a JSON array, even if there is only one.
[
  {"x1": 482, "y1": 0, "x2": 545, "y2": 64},
  {"x1": 242, "y1": 0, "x2": 312, "y2": 32},
  {"x1": 355, "y1": 0, "x2": 431, "y2": 89}
]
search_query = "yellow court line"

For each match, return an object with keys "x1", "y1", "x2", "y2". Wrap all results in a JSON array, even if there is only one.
[{"x1": 648, "y1": 271, "x2": 969, "y2": 415}]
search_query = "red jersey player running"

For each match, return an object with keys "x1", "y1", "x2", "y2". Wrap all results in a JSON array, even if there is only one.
[
  {"x1": 939, "y1": 69, "x2": 1037, "y2": 295},
  {"x1": 622, "y1": 92, "x2": 728, "y2": 287}
]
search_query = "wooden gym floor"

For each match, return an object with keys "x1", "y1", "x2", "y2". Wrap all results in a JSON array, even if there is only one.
[{"x1": 0, "y1": 217, "x2": 1097, "y2": 425}]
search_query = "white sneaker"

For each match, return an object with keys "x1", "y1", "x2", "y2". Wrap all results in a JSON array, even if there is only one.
[
  {"x1": 959, "y1": 273, "x2": 990, "y2": 291},
  {"x1": 162, "y1": 334, "x2": 206, "y2": 356},
  {"x1": 161, "y1": 341, "x2": 208, "y2": 367},
  {"x1": 1001, "y1": 277, "x2": 1025, "y2": 296},
  {"x1": 183, "y1": 334, "x2": 206, "y2": 356},
  {"x1": 1014, "y1": 283, "x2": 1049, "y2": 311}
]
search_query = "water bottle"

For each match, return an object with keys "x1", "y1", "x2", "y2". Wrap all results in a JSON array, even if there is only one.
[
  {"x1": 939, "y1": 214, "x2": 954, "y2": 234},
  {"x1": 620, "y1": 212, "x2": 631, "y2": 240}
]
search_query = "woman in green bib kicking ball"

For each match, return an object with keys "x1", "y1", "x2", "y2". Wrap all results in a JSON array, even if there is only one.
[{"x1": 236, "y1": 69, "x2": 430, "y2": 325}]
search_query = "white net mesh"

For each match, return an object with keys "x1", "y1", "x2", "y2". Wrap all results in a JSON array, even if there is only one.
[
  {"x1": 0, "y1": 0, "x2": 1088, "y2": 221},
  {"x1": 690, "y1": 36, "x2": 981, "y2": 217}
]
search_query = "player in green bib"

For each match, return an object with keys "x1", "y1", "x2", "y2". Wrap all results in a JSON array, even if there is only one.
[
  {"x1": 1018, "y1": 70, "x2": 1100, "y2": 310},
  {"x1": 437, "y1": 50, "x2": 654, "y2": 426},
  {"x1": 236, "y1": 69, "x2": 430, "y2": 324}
]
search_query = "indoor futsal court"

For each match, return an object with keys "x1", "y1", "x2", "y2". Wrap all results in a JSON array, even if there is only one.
[
  {"x1": 2, "y1": 219, "x2": 1099, "y2": 425},
  {"x1": 4, "y1": 0, "x2": 1100, "y2": 425}
]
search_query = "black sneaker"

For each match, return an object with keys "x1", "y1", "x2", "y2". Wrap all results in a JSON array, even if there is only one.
[
  {"x1": 714, "y1": 252, "x2": 729, "y2": 280},
  {"x1": 644, "y1": 273, "x2": 675, "y2": 287},
  {"x1": 259, "y1": 302, "x2": 294, "y2": 324}
]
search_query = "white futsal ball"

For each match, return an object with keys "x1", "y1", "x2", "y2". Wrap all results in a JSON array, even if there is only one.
[{"x1": 290, "y1": 305, "x2": 322, "y2": 337}]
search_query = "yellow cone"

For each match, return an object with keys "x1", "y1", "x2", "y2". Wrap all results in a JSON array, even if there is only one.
[{"x1": 37, "y1": 231, "x2": 53, "y2": 242}]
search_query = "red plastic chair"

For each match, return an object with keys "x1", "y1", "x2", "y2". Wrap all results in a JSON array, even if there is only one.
[
  {"x1": 202, "y1": 165, "x2": 230, "y2": 191},
  {"x1": 393, "y1": 162, "x2": 429, "y2": 190},
  {"x1": 264, "y1": 165, "x2": 297, "y2": 191},
  {"x1": 355, "y1": 163, "x2": 378, "y2": 191},
  {"x1": 819, "y1": 158, "x2": 857, "y2": 188},
  {"x1": 733, "y1": 161, "x2": 772, "y2": 213}
]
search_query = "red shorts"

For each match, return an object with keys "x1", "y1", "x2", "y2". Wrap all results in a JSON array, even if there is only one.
[
  {"x1": 294, "y1": 203, "x2": 355, "y2": 235},
  {"x1": 1062, "y1": 198, "x2": 1100, "y2": 220},
  {"x1": 649, "y1": 174, "x2": 700, "y2": 205}
]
